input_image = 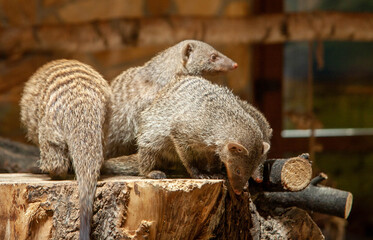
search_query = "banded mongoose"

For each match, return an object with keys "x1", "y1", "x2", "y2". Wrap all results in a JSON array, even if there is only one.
[
  {"x1": 137, "y1": 76, "x2": 271, "y2": 195},
  {"x1": 237, "y1": 99, "x2": 273, "y2": 182},
  {"x1": 20, "y1": 59, "x2": 112, "y2": 240},
  {"x1": 107, "y1": 40, "x2": 238, "y2": 158}
]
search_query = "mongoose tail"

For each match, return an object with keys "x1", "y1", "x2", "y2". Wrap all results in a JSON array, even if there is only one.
[
  {"x1": 69, "y1": 127, "x2": 104, "y2": 240},
  {"x1": 20, "y1": 59, "x2": 111, "y2": 240},
  {"x1": 220, "y1": 142, "x2": 270, "y2": 195}
]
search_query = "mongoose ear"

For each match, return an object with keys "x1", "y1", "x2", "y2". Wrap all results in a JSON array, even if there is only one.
[
  {"x1": 228, "y1": 142, "x2": 248, "y2": 155},
  {"x1": 267, "y1": 128, "x2": 273, "y2": 138},
  {"x1": 262, "y1": 142, "x2": 270, "y2": 155},
  {"x1": 182, "y1": 43, "x2": 194, "y2": 65}
]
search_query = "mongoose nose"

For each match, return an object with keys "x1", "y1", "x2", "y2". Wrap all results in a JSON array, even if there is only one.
[
  {"x1": 232, "y1": 63, "x2": 238, "y2": 69},
  {"x1": 254, "y1": 177, "x2": 263, "y2": 183},
  {"x1": 233, "y1": 189, "x2": 242, "y2": 195}
]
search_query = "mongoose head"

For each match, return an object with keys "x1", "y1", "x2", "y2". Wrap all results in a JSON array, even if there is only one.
[
  {"x1": 251, "y1": 129, "x2": 272, "y2": 184},
  {"x1": 220, "y1": 141, "x2": 270, "y2": 195},
  {"x1": 180, "y1": 40, "x2": 238, "y2": 75}
]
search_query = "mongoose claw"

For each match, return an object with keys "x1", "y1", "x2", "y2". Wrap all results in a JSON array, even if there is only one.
[
  {"x1": 147, "y1": 170, "x2": 167, "y2": 179},
  {"x1": 210, "y1": 174, "x2": 225, "y2": 179}
]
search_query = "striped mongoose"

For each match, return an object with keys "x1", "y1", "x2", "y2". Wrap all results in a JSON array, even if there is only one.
[
  {"x1": 137, "y1": 76, "x2": 271, "y2": 195},
  {"x1": 107, "y1": 40, "x2": 238, "y2": 158},
  {"x1": 20, "y1": 59, "x2": 112, "y2": 240}
]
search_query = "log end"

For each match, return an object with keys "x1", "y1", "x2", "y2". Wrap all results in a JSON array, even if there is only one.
[
  {"x1": 345, "y1": 192, "x2": 353, "y2": 219},
  {"x1": 281, "y1": 158, "x2": 312, "y2": 191}
]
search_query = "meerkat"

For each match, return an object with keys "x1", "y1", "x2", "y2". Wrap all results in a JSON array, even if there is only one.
[
  {"x1": 20, "y1": 59, "x2": 112, "y2": 240},
  {"x1": 137, "y1": 76, "x2": 271, "y2": 195},
  {"x1": 106, "y1": 40, "x2": 238, "y2": 158}
]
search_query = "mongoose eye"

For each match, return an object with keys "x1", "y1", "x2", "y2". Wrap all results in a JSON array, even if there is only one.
[
  {"x1": 210, "y1": 54, "x2": 218, "y2": 61},
  {"x1": 236, "y1": 169, "x2": 241, "y2": 175}
]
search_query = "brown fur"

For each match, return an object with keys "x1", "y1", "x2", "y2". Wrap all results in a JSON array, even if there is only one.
[
  {"x1": 20, "y1": 59, "x2": 112, "y2": 240},
  {"x1": 137, "y1": 76, "x2": 271, "y2": 194},
  {"x1": 107, "y1": 40, "x2": 237, "y2": 158}
]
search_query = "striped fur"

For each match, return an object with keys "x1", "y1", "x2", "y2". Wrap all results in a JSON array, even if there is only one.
[
  {"x1": 20, "y1": 59, "x2": 112, "y2": 240},
  {"x1": 107, "y1": 40, "x2": 237, "y2": 158},
  {"x1": 137, "y1": 76, "x2": 271, "y2": 194}
]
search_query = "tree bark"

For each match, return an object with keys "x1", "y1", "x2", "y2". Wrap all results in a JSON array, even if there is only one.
[
  {"x1": 254, "y1": 173, "x2": 353, "y2": 219},
  {"x1": 0, "y1": 173, "x2": 324, "y2": 240},
  {"x1": 1, "y1": 12, "x2": 373, "y2": 54}
]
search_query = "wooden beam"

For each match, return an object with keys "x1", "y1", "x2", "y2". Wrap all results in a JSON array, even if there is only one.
[{"x1": 2, "y1": 12, "x2": 373, "y2": 54}]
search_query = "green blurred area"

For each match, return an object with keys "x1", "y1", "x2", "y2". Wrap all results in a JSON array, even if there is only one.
[
  {"x1": 315, "y1": 153, "x2": 373, "y2": 199},
  {"x1": 314, "y1": 86, "x2": 373, "y2": 129},
  {"x1": 284, "y1": 0, "x2": 373, "y2": 235}
]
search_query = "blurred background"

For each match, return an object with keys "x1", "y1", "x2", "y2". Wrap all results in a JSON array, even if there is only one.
[{"x1": 0, "y1": 0, "x2": 372, "y2": 239}]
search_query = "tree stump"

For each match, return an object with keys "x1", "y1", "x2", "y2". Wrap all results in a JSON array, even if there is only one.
[{"x1": 0, "y1": 173, "x2": 324, "y2": 240}]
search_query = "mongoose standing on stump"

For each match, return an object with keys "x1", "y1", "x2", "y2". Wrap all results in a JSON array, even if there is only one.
[
  {"x1": 20, "y1": 59, "x2": 112, "y2": 240},
  {"x1": 107, "y1": 40, "x2": 238, "y2": 158},
  {"x1": 137, "y1": 76, "x2": 271, "y2": 195}
]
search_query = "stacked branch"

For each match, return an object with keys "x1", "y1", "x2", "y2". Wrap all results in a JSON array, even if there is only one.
[
  {"x1": 252, "y1": 154, "x2": 353, "y2": 219},
  {"x1": 254, "y1": 173, "x2": 353, "y2": 219}
]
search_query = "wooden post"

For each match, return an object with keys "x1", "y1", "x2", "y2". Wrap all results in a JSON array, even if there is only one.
[{"x1": 2, "y1": 12, "x2": 373, "y2": 54}]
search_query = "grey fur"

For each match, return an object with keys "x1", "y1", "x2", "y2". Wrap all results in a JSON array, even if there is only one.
[
  {"x1": 107, "y1": 40, "x2": 237, "y2": 158},
  {"x1": 236, "y1": 99, "x2": 273, "y2": 182},
  {"x1": 20, "y1": 59, "x2": 112, "y2": 240},
  {"x1": 137, "y1": 76, "x2": 271, "y2": 194}
]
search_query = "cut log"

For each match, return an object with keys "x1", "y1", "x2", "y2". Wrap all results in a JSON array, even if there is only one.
[
  {"x1": 0, "y1": 173, "x2": 324, "y2": 240},
  {"x1": 2, "y1": 12, "x2": 373, "y2": 54},
  {"x1": 254, "y1": 173, "x2": 353, "y2": 219},
  {"x1": 262, "y1": 153, "x2": 312, "y2": 191}
]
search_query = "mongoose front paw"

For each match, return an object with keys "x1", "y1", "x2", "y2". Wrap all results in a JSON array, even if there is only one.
[
  {"x1": 147, "y1": 170, "x2": 167, "y2": 179},
  {"x1": 194, "y1": 174, "x2": 211, "y2": 179},
  {"x1": 194, "y1": 173, "x2": 225, "y2": 179},
  {"x1": 210, "y1": 174, "x2": 225, "y2": 179}
]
